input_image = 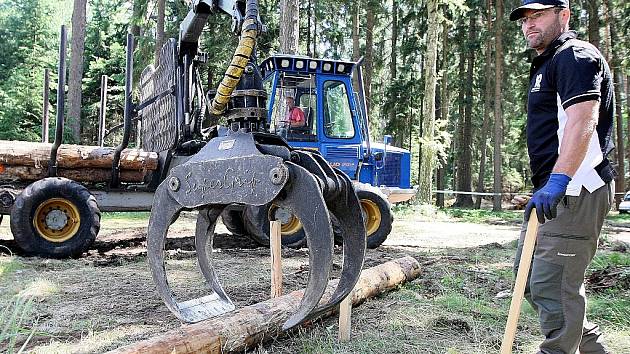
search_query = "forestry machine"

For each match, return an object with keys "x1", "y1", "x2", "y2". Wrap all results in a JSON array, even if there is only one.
[{"x1": 142, "y1": 0, "x2": 366, "y2": 329}]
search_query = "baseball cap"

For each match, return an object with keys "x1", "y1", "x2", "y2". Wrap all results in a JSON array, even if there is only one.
[{"x1": 509, "y1": 0, "x2": 569, "y2": 21}]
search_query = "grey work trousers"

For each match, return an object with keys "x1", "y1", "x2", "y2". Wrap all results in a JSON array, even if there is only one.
[{"x1": 514, "y1": 182, "x2": 614, "y2": 354}]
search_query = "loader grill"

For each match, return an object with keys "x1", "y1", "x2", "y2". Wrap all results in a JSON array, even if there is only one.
[
  {"x1": 139, "y1": 39, "x2": 179, "y2": 152},
  {"x1": 380, "y1": 153, "x2": 401, "y2": 187}
]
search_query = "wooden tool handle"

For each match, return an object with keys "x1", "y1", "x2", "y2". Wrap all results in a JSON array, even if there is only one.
[{"x1": 500, "y1": 211, "x2": 539, "y2": 354}]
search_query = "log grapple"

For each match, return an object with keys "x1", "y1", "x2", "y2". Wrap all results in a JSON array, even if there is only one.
[{"x1": 143, "y1": 0, "x2": 366, "y2": 330}]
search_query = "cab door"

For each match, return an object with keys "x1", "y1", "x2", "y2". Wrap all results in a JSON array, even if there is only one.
[{"x1": 317, "y1": 75, "x2": 364, "y2": 179}]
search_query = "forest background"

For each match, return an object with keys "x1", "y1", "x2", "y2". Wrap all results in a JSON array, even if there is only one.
[{"x1": 0, "y1": 0, "x2": 629, "y2": 209}]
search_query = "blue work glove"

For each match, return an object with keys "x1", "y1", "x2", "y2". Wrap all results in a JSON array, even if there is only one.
[{"x1": 524, "y1": 173, "x2": 571, "y2": 224}]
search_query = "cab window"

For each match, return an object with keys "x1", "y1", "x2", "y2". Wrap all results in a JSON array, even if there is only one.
[{"x1": 322, "y1": 81, "x2": 355, "y2": 139}]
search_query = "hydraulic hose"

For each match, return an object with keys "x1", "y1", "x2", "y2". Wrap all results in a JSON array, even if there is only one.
[{"x1": 210, "y1": 0, "x2": 260, "y2": 115}]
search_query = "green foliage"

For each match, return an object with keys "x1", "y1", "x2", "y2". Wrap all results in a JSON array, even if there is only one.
[{"x1": 0, "y1": 296, "x2": 36, "y2": 354}]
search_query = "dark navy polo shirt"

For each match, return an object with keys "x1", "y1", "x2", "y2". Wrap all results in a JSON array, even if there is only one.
[{"x1": 527, "y1": 31, "x2": 615, "y2": 195}]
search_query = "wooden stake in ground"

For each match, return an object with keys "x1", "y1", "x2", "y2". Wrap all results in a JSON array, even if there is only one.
[
  {"x1": 500, "y1": 212, "x2": 539, "y2": 354},
  {"x1": 338, "y1": 289, "x2": 353, "y2": 342},
  {"x1": 108, "y1": 256, "x2": 422, "y2": 354},
  {"x1": 270, "y1": 220, "x2": 283, "y2": 298}
]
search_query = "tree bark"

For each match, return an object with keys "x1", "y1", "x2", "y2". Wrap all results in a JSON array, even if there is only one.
[
  {"x1": 604, "y1": 0, "x2": 625, "y2": 203},
  {"x1": 67, "y1": 0, "x2": 88, "y2": 143},
  {"x1": 493, "y1": 0, "x2": 504, "y2": 211},
  {"x1": 417, "y1": 0, "x2": 441, "y2": 204},
  {"x1": 453, "y1": 16, "x2": 476, "y2": 208},
  {"x1": 279, "y1": 0, "x2": 300, "y2": 54},
  {"x1": 0, "y1": 166, "x2": 147, "y2": 183},
  {"x1": 352, "y1": 2, "x2": 360, "y2": 61},
  {"x1": 154, "y1": 0, "x2": 166, "y2": 65},
  {"x1": 0, "y1": 140, "x2": 158, "y2": 170},
  {"x1": 437, "y1": 17, "x2": 450, "y2": 208},
  {"x1": 476, "y1": 0, "x2": 494, "y2": 210},
  {"x1": 587, "y1": 0, "x2": 600, "y2": 47},
  {"x1": 108, "y1": 257, "x2": 422, "y2": 354},
  {"x1": 388, "y1": 0, "x2": 398, "y2": 142},
  {"x1": 364, "y1": 3, "x2": 376, "y2": 118}
]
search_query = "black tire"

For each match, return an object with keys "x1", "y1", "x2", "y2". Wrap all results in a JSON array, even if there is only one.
[
  {"x1": 354, "y1": 183, "x2": 393, "y2": 249},
  {"x1": 220, "y1": 209, "x2": 247, "y2": 235},
  {"x1": 10, "y1": 177, "x2": 100, "y2": 258},
  {"x1": 242, "y1": 204, "x2": 307, "y2": 248}
]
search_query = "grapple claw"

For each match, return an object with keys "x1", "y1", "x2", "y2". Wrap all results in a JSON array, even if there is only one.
[
  {"x1": 147, "y1": 186, "x2": 235, "y2": 323},
  {"x1": 276, "y1": 162, "x2": 334, "y2": 330}
]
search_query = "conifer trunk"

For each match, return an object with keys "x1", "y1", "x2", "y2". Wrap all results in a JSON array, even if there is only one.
[
  {"x1": 67, "y1": 0, "x2": 88, "y2": 143},
  {"x1": 493, "y1": 0, "x2": 504, "y2": 211}
]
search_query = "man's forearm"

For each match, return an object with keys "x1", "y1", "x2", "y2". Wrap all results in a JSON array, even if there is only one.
[{"x1": 552, "y1": 100, "x2": 600, "y2": 177}]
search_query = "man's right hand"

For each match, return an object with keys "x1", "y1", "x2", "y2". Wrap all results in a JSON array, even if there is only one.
[{"x1": 524, "y1": 173, "x2": 571, "y2": 224}]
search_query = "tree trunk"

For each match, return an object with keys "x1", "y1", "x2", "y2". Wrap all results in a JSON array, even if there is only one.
[
  {"x1": 0, "y1": 140, "x2": 158, "y2": 170},
  {"x1": 306, "y1": 0, "x2": 312, "y2": 57},
  {"x1": 352, "y1": 2, "x2": 360, "y2": 61},
  {"x1": 417, "y1": 0, "x2": 441, "y2": 204},
  {"x1": 67, "y1": 0, "x2": 88, "y2": 143},
  {"x1": 279, "y1": 0, "x2": 300, "y2": 54},
  {"x1": 493, "y1": 0, "x2": 504, "y2": 211},
  {"x1": 436, "y1": 18, "x2": 450, "y2": 208},
  {"x1": 587, "y1": 0, "x2": 600, "y2": 47},
  {"x1": 108, "y1": 257, "x2": 422, "y2": 354},
  {"x1": 453, "y1": 16, "x2": 476, "y2": 208},
  {"x1": 604, "y1": 0, "x2": 625, "y2": 203},
  {"x1": 476, "y1": 0, "x2": 494, "y2": 210},
  {"x1": 626, "y1": 75, "x2": 630, "y2": 165},
  {"x1": 154, "y1": 0, "x2": 166, "y2": 65},
  {"x1": 389, "y1": 0, "x2": 398, "y2": 143},
  {"x1": 364, "y1": 4, "x2": 375, "y2": 118}
]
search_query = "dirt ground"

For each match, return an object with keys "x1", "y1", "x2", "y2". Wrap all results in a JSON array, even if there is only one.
[{"x1": 1, "y1": 210, "x2": 629, "y2": 353}]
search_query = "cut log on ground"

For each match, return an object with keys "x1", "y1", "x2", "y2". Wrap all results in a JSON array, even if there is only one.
[
  {"x1": 0, "y1": 140, "x2": 158, "y2": 170},
  {"x1": 108, "y1": 256, "x2": 422, "y2": 354},
  {"x1": 0, "y1": 166, "x2": 148, "y2": 183}
]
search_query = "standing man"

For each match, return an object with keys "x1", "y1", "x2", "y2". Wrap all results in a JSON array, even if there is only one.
[{"x1": 510, "y1": 1, "x2": 615, "y2": 353}]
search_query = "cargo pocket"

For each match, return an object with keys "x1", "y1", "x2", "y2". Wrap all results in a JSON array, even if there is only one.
[{"x1": 529, "y1": 258, "x2": 564, "y2": 332}]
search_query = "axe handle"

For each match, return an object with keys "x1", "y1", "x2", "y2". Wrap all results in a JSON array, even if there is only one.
[{"x1": 500, "y1": 211, "x2": 539, "y2": 354}]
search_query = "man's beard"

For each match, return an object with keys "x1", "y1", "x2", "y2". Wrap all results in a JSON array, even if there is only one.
[{"x1": 527, "y1": 20, "x2": 562, "y2": 52}]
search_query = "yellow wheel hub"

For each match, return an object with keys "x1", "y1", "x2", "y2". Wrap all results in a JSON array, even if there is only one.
[
  {"x1": 34, "y1": 198, "x2": 81, "y2": 243},
  {"x1": 360, "y1": 199, "x2": 381, "y2": 236},
  {"x1": 270, "y1": 205, "x2": 303, "y2": 237}
]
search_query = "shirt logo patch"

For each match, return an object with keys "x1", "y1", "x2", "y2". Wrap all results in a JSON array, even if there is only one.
[{"x1": 531, "y1": 74, "x2": 543, "y2": 93}]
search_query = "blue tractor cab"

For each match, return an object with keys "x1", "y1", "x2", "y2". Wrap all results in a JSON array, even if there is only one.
[{"x1": 259, "y1": 55, "x2": 414, "y2": 197}]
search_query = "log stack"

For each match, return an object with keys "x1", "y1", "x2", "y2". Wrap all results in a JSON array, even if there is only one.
[{"x1": 0, "y1": 140, "x2": 159, "y2": 183}]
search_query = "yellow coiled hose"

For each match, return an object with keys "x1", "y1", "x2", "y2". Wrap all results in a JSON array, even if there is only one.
[{"x1": 210, "y1": 17, "x2": 258, "y2": 115}]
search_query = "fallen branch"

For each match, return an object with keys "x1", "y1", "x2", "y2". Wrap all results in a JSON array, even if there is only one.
[{"x1": 108, "y1": 256, "x2": 421, "y2": 354}]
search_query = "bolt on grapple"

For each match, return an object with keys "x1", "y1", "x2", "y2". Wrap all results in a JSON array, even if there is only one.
[{"x1": 142, "y1": 0, "x2": 367, "y2": 330}]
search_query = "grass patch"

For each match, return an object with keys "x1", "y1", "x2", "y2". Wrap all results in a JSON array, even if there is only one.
[
  {"x1": 101, "y1": 212, "x2": 150, "y2": 220},
  {"x1": 0, "y1": 256, "x2": 23, "y2": 279},
  {"x1": 440, "y1": 208, "x2": 523, "y2": 224},
  {"x1": 0, "y1": 296, "x2": 36, "y2": 354},
  {"x1": 588, "y1": 296, "x2": 630, "y2": 327},
  {"x1": 590, "y1": 252, "x2": 630, "y2": 270},
  {"x1": 605, "y1": 212, "x2": 630, "y2": 223}
]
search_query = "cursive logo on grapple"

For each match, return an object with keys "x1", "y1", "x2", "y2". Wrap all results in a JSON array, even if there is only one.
[{"x1": 184, "y1": 167, "x2": 261, "y2": 198}]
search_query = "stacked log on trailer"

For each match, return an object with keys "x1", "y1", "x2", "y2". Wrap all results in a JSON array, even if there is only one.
[{"x1": 0, "y1": 140, "x2": 159, "y2": 183}]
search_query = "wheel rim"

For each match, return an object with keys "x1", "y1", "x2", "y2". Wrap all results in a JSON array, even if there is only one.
[
  {"x1": 270, "y1": 205, "x2": 303, "y2": 237},
  {"x1": 34, "y1": 198, "x2": 81, "y2": 243},
  {"x1": 360, "y1": 199, "x2": 381, "y2": 236}
]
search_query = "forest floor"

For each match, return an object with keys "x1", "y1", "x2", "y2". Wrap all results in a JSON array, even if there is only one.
[{"x1": 1, "y1": 206, "x2": 629, "y2": 354}]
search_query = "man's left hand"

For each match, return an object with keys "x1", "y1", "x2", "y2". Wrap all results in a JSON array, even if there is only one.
[{"x1": 524, "y1": 173, "x2": 571, "y2": 224}]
